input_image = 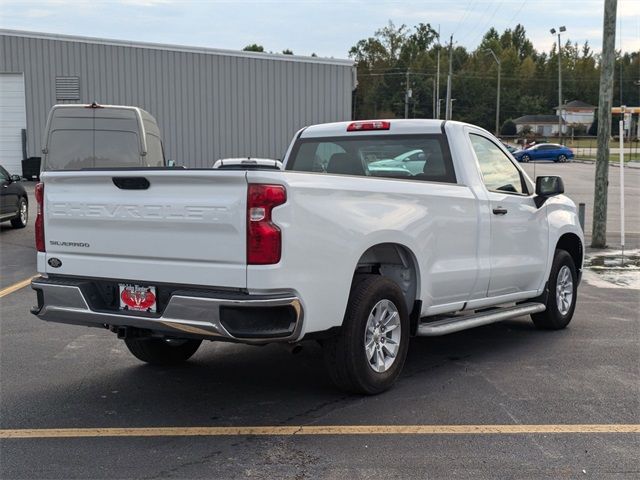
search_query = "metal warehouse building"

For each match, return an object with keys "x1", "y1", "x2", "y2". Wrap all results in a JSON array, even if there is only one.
[{"x1": 0, "y1": 29, "x2": 355, "y2": 175}]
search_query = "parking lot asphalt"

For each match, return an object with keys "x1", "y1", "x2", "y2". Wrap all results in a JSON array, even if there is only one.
[
  {"x1": 1, "y1": 269, "x2": 639, "y2": 478},
  {"x1": 1, "y1": 164, "x2": 639, "y2": 479}
]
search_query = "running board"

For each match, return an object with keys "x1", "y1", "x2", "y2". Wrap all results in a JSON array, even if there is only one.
[{"x1": 416, "y1": 302, "x2": 546, "y2": 337}]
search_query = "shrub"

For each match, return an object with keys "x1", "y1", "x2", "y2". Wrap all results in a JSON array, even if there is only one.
[{"x1": 500, "y1": 119, "x2": 517, "y2": 136}]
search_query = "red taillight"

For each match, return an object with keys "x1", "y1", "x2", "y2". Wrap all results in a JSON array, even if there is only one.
[
  {"x1": 347, "y1": 121, "x2": 390, "y2": 132},
  {"x1": 247, "y1": 184, "x2": 286, "y2": 265},
  {"x1": 35, "y1": 182, "x2": 45, "y2": 252}
]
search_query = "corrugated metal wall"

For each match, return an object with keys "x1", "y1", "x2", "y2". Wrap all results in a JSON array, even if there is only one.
[{"x1": 0, "y1": 31, "x2": 354, "y2": 167}]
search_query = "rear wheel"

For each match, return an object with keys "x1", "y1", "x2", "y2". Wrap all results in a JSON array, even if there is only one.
[
  {"x1": 531, "y1": 250, "x2": 577, "y2": 330},
  {"x1": 124, "y1": 337, "x2": 202, "y2": 365},
  {"x1": 323, "y1": 275, "x2": 410, "y2": 395},
  {"x1": 10, "y1": 198, "x2": 27, "y2": 228}
]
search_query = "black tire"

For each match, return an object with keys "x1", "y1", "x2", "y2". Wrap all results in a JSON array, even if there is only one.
[
  {"x1": 323, "y1": 275, "x2": 410, "y2": 395},
  {"x1": 10, "y1": 198, "x2": 28, "y2": 228},
  {"x1": 521, "y1": 154, "x2": 530, "y2": 163},
  {"x1": 531, "y1": 249, "x2": 577, "y2": 330},
  {"x1": 124, "y1": 337, "x2": 202, "y2": 365},
  {"x1": 558, "y1": 154, "x2": 567, "y2": 163}
]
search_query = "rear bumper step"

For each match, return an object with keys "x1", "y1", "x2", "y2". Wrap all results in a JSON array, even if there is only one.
[
  {"x1": 31, "y1": 277, "x2": 303, "y2": 343},
  {"x1": 416, "y1": 302, "x2": 545, "y2": 337}
]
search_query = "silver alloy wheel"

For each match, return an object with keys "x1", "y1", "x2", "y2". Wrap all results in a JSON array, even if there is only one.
[
  {"x1": 522, "y1": 155, "x2": 530, "y2": 163},
  {"x1": 559, "y1": 154, "x2": 567, "y2": 162},
  {"x1": 364, "y1": 299, "x2": 401, "y2": 373},
  {"x1": 556, "y1": 265, "x2": 574, "y2": 316},
  {"x1": 19, "y1": 201, "x2": 27, "y2": 224}
]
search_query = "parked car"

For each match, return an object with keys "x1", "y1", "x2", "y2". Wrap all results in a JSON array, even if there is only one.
[
  {"x1": 213, "y1": 158, "x2": 283, "y2": 170},
  {"x1": 513, "y1": 143, "x2": 574, "y2": 163},
  {"x1": 0, "y1": 165, "x2": 28, "y2": 229},
  {"x1": 31, "y1": 118, "x2": 584, "y2": 394},
  {"x1": 41, "y1": 103, "x2": 166, "y2": 170}
]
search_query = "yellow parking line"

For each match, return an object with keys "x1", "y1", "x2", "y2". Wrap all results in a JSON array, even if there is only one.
[
  {"x1": 0, "y1": 275, "x2": 37, "y2": 298},
  {"x1": 1, "y1": 424, "x2": 639, "y2": 439}
]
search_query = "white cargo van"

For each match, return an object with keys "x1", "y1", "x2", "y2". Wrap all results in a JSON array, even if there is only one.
[{"x1": 41, "y1": 103, "x2": 165, "y2": 170}]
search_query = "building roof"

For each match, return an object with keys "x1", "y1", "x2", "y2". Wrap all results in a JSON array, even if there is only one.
[
  {"x1": 555, "y1": 100, "x2": 596, "y2": 109},
  {"x1": 514, "y1": 115, "x2": 566, "y2": 124},
  {"x1": 0, "y1": 29, "x2": 354, "y2": 67}
]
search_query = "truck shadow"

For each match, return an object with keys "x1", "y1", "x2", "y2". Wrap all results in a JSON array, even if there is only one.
[{"x1": 3, "y1": 317, "x2": 574, "y2": 429}]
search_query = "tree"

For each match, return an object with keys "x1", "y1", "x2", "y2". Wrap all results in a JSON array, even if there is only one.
[
  {"x1": 349, "y1": 20, "x2": 628, "y2": 132},
  {"x1": 282, "y1": 49, "x2": 294, "y2": 55},
  {"x1": 243, "y1": 44, "x2": 264, "y2": 52},
  {"x1": 501, "y1": 119, "x2": 517, "y2": 135}
]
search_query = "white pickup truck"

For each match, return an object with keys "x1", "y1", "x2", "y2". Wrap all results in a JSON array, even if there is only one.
[{"x1": 31, "y1": 118, "x2": 583, "y2": 394}]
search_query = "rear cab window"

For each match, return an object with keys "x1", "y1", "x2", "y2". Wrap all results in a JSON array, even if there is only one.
[{"x1": 286, "y1": 134, "x2": 457, "y2": 184}]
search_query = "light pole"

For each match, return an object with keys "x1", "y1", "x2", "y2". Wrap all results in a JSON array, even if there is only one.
[
  {"x1": 551, "y1": 26, "x2": 566, "y2": 143},
  {"x1": 486, "y1": 48, "x2": 501, "y2": 136}
]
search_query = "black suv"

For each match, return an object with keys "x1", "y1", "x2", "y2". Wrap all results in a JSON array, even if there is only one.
[{"x1": 0, "y1": 165, "x2": 28, "y2": 229}]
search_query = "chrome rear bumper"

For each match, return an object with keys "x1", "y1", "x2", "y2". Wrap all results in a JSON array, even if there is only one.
[{"x1": 31, "y1": 277, "x2": 303, "y2": 343}]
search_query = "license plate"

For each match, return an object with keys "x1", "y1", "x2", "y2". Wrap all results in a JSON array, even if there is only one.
[{"x1": 119, "y1": 284, "x2": 157, "y2": 313}]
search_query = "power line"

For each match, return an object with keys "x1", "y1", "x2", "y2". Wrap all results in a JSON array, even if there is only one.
[
  {"x1": 504, "y1": 0, "x2": 527, "y2": 28},
  {"x1": 452, "y1": 0, "x2": 477, "y2": 37}
]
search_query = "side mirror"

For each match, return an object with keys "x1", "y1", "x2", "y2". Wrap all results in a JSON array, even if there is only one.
[
  {"x1": 535, "y1": 175, "x2": 564, "y2": 207},
  {"x1": 10, "y1": 174, "x2": 21, "y2": 182}
]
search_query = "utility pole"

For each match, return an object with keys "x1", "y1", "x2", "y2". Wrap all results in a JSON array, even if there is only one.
[
  {"x1": 486, "y1": 49, "x2": 501, "y2": 136},
  {"x1": 592, "y1": 0, "x2": 618, "y2": 248},
  {"x1": 436, "y1": 26, "x2": 441, "y2": 119},
  {"x1": 432, "y1": 77, "x2": 436, "y2": 119},
  {"x1": 404, "y1": 70, "x2": 410, "y2": 119},
  {"x1": 445, "y1": 34, "x2": 453, "y2": 120},
  {"x1": 550, "y1": 26, "x2": 566, "y2": 142}
]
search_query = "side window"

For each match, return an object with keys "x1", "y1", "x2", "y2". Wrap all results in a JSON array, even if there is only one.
[
  {"x1": 470, "y1": 134, "x2": 526, "y2": 194},
  {"x1": 0, "y1": 166, "x2": 9, "y2": 182},
  {"x1": 315, "y1": 142, "x2": 347, "y2": 172}
]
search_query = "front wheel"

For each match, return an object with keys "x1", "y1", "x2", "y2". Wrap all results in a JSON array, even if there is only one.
[
  {"x1": 323, "y1": 275, "x2": 410, "y2": 395},
  {"x1": 531, "y1": 249, "x2": 577, "y2": 330},
  {"x1": 124, "y1": 337, "x2": 202, "y2": 365},
  {"x1": 558, "y1": 154, "x2": 567, "y2": 163},
  {"x1": 521, "y1": 154, "x2": 530, "y2": 163}
]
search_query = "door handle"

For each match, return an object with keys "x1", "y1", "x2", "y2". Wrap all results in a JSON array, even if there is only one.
[{"x1": 492, "y1": 207, "x2": 508, "y2": 215}]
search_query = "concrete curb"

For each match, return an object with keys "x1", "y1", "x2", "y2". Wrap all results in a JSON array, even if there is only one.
[{"x1": 573, "y1": 158, "x2": 640, "y2": 169}]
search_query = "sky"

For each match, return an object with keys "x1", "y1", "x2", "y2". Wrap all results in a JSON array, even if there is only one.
[{"x1": 0, "y1": 0, "x2": 638, "y2": 60}]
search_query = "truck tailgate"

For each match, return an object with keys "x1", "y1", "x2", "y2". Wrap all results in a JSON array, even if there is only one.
[{"x1": 41, "y1": 170, "x2": 248, "y2": 288}]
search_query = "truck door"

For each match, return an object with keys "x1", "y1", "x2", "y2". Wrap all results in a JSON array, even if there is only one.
[{"x1": 468, "y1": 134, "x2": 548, "y2": 297}]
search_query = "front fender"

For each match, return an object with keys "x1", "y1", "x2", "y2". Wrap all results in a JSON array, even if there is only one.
[{"x1": 544, "y1": 195, "x2": 584, "y2": 284}]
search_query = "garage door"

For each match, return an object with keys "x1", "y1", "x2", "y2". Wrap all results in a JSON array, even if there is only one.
[{"x1": 0, "y1": 73, "x2": 27, "y2": 176}]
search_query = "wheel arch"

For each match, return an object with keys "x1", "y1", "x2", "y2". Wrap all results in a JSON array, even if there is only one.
[
  {"x1": 353, "y1": 243, "x2": 420, "y2": 315},
  {"x1": 556, "y1": 232, "x2": 583, "y2": 271}
]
